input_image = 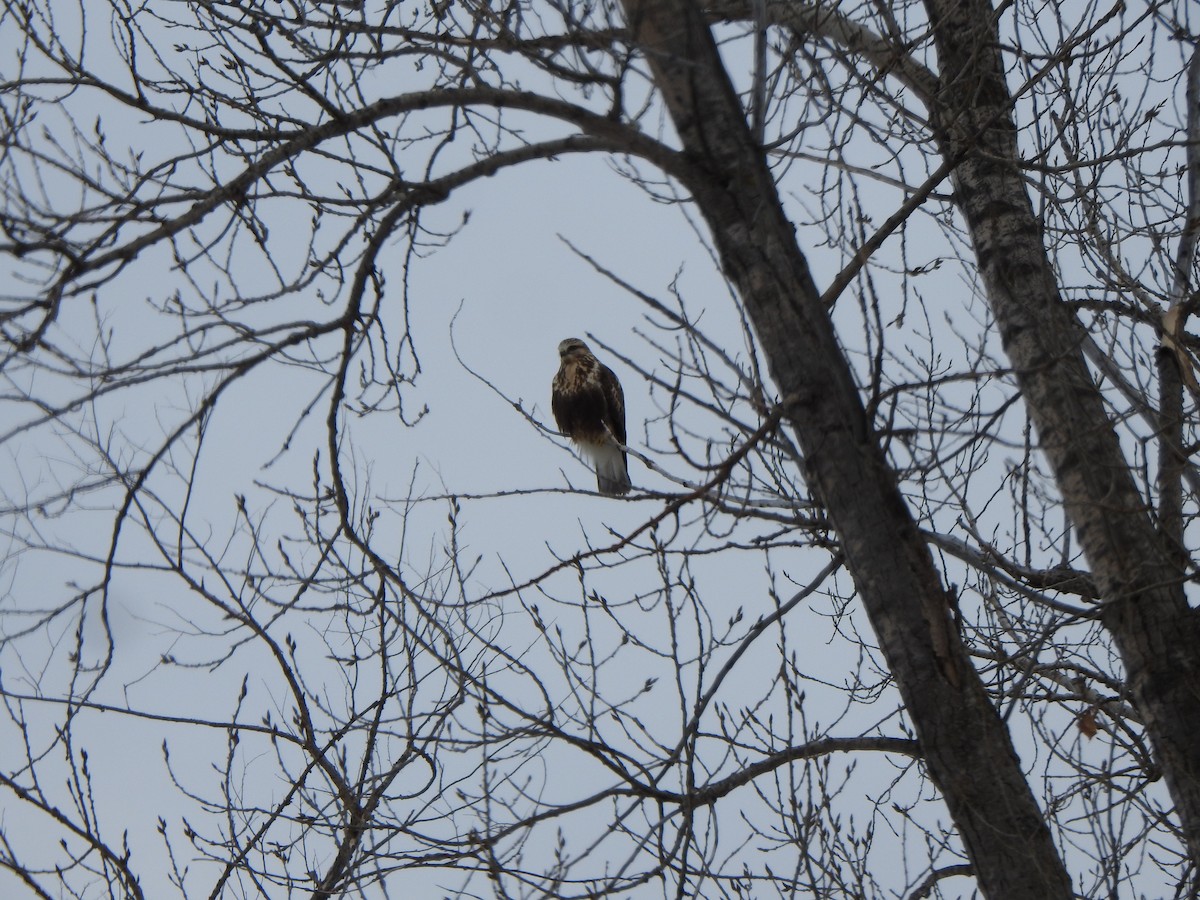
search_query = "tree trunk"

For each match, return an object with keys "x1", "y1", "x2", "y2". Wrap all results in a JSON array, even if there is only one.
[
  {"x1": 921, "y1": 0, "x2": 1200, "y2": 863},
  {"x1": 619, "y1": 2, "x2": 1074, "y2": 896}
]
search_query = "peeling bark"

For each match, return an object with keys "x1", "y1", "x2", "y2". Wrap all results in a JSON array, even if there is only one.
[{"x1": 619, "y1": 2, "x2": 1073, "y2": 896}]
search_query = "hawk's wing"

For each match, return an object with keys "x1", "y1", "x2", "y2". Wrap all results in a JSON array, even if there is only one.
[{"x1": 597, "y1": 362, "x2": 626, "y2": 447}]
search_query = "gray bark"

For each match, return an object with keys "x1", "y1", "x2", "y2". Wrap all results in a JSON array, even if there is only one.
[
  {"x1": 619, "y1": 2, "x2": 1074, "y2": 896},
  {"x1": 921, "y1": 0, "x2": 1200, "y2": 863}
]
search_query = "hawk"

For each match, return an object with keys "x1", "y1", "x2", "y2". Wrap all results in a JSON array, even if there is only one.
[{"x1": 551, "y1": 338, "x2": 631, "y2": 496}]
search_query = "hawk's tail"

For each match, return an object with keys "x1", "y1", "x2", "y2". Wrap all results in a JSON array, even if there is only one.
[{"x1": 590, "y1": 443, "x2": 631, "y2": 496}]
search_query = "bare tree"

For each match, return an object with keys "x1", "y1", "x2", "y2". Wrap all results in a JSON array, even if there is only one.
[{"x1": 1, "y1": 0, "x2": 1198, "y2": 897}]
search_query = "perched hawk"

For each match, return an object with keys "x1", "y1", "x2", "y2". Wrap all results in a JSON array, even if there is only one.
[{"x1": 552, "y1": 338, "x2": 631, "y2": 496}]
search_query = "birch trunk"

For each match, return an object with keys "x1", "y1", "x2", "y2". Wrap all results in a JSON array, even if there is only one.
[
  {"x1": 619, "y1": 2, "x2": 1074, "y2": 896},
  {"x1": 922, "y1": 0, "x2": 1200, "y2": 863}
]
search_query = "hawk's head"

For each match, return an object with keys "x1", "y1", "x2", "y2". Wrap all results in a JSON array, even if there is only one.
[{"x1": 558, "y1": 338, "x2": 590, "y2": 360}]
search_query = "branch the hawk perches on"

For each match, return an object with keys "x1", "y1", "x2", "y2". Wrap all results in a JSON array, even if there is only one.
[{"x1": 551, "y1": 338, "x2": 631, "y2": 496}]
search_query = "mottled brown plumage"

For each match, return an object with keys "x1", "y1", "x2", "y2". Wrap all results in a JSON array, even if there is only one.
[{"x1": 551, "y1": 338, "x2": 631, "y2": 496}]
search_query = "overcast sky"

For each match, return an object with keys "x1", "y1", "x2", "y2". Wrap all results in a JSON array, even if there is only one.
[{"x1": 1, "y1": 1, "x2": 1194, "y2": 896}]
